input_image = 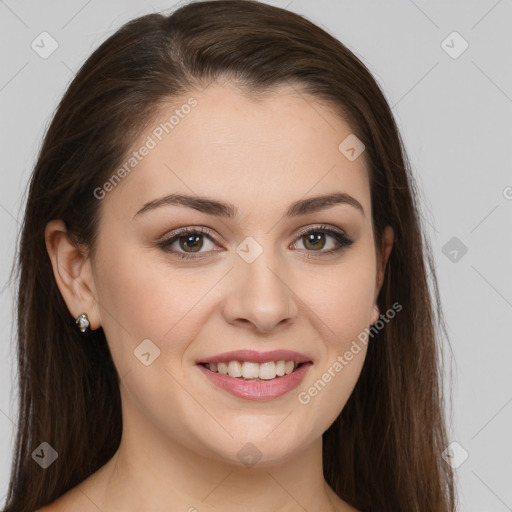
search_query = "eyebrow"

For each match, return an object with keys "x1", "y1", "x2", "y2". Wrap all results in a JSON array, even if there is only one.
[{"x1": 133, "y1": 191, "x2": 365, "y2": 219}]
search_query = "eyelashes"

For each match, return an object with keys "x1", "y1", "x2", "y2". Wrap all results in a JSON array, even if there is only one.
[
  {"x1": 157, "y1": 226, "x2": 219, "y2": 259},
  {"x1": 157, "y1": 224, "x2": 354, "y2": 260}
]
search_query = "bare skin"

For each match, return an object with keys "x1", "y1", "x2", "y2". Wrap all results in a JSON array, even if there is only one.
[{"x1": 42, "y1": 83, "x2": 393, "y2": 512}]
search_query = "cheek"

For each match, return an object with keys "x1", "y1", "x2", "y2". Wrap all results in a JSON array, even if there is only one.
[
  {"x1": 329, "y1": 266, "x2": 375, "y2": 336},
  {"x1": 304, "y1": 243, "x2": 376, "y2": 344},
  {"x1": 294, "y1": 245, "x2": 376, "y2": 429},
  {"x1": 94, "y1": 253, "x2": 223, "y2": 448},
  {"x1": 94, "y1": 244, "x2": 221, "y2": 372}
]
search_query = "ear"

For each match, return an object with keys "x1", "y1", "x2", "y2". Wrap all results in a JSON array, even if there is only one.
[
  {"x1": 370, "y1": 225, "x2": 394, "y2": 325},
  {"x1": 44, "y1": 219, "x2": 101, "y2": 330}
]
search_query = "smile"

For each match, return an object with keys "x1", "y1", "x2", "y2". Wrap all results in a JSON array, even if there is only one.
[
  {"x1": 203, "y1": 360, "x2": 302, "y2": 380},
  {"x1": 196, "y1": 361, "x2": 313, "y2": 400}
]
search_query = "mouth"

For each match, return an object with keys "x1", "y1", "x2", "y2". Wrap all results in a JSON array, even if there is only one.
[
  {"x1": 194, "y1": 351, "x2": 313, "y2": 400},
  {"x1": 198, "y1": 360, "x2": 309, "y2": 381}
]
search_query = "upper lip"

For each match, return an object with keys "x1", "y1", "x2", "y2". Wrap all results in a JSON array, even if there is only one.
[{"x1": 196, "y1": 349, "x2": 313, "y2": 365}]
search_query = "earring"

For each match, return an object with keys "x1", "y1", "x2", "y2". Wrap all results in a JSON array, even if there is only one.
[{"x1": 75, "y1": 313, "x2": 90, "y2": 333}]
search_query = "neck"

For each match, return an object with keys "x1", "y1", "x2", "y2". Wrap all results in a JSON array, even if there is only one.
[{"x1": 79, "y1": 407, "x2": 346, "y2": 511}]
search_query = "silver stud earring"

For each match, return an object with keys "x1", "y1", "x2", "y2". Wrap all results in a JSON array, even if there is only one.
[{"x1": 75, "y1": 313, "x2": 90, "y2": 333}]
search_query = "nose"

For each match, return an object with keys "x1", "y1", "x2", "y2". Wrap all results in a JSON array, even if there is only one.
[{"x1": 222, "y1": 248, "x2": 299, "y2": 334}]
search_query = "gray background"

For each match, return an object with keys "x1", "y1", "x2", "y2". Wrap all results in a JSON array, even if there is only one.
[{"x1": 1, "y1": 0, "x2": 511, "y2": 510}]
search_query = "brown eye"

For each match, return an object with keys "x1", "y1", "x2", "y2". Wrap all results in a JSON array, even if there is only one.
[
  {"x1": 178, "y1": 233, "x2": 204, "y2": 252},
  {"x1": 158, "y1": 227, "x2": 218, "y2": 259},
  {"x1": 302, "y1": 232, "x2": 328, "y2": 251},
  {"x1": 293, "y1": 227, "x2": 353, "y2": 255}
]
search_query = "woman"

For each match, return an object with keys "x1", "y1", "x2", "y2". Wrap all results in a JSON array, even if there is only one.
[{"x1": 3, "y1": 1, "x2": 455, "y2": 511}]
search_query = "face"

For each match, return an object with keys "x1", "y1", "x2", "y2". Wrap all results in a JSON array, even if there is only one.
[{"x1": 83, "y1": 84, "x2": 392, "y2": 466}]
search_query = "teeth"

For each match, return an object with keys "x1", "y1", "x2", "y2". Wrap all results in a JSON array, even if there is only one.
[
  {"x1": 284, "y1": 361, "x2": 294, "y2": 375},
  {"x1": 259, "y1": 362, "x2": 276, "y2": 380},
  {"x1": 205, "y1": 360, "x2": 301, "y2": 380},
  {"x1": 242, "y1": 361, "x2": 260, "y2": 379},
  {"x1": 227, "y1": 360, "x2": 242, "y2": 377}
]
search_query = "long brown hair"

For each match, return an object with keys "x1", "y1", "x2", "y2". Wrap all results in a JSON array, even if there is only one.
[{"x1": 3, "y1": 1, "x2": 455, "y2": 510}]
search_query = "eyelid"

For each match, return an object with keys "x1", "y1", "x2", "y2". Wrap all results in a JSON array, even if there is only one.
[
  {"x1": 294, "y1": 224, "x2": 349, "y2": 240},
  {"x1": 158, "y1": 225, "x2": 217, "y2": 240}
]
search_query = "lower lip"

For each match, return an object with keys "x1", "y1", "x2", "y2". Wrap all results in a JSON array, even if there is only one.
[{"x1": 196, "y1": 363, "x2": 312, "y2": 401}]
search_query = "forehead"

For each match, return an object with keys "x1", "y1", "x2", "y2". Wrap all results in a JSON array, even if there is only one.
[{"x1": 101, "y1": 83, "x2": 371, "y2": 221}]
